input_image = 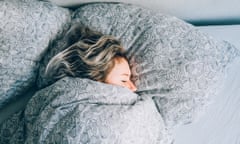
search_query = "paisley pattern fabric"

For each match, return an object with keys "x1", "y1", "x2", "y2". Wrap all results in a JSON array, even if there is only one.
[
  {"x1": 0, "y1": 110, "x2": 25, "y2": 144},
  {"x1": 0, "y1": 0, "x2": 71, "y2": 108},
  {"x1": 24, "y1": 77, "x2": 172, "y2": 144},
  {"x1": 0, "y1": 78, "x2": 172, "y2": 144},
  {"x1": 36, "y1": 22, "x2": 76, "y2": 89},
  {"x1": 72, "y1": 3, "x2": 240, "y2": 127},
  {"x1": 1, "y1": 1, "x2": 240, "y2": 144}
]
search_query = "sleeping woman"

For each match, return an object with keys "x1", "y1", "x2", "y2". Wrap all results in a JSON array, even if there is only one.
[
  {"x1": 44, "y1": 24, "x2": 137, "y2": 92},
  {"x1": 25, "y1": 24, "x2": 169, "y2": 144}
]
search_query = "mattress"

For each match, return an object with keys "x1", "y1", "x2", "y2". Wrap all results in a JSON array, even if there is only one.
[{"x1": 173, "y1": 25, "x2": 240, "y2": 144}]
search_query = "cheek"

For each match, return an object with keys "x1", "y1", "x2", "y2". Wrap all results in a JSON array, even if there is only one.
[
  {"x1": 107, "y1": 80, "x2": 122, "y2": 86},
  {"x1": 105, "y1": 77, "x2": 120, "y2": 85},
  {"x1": 105, "y1": 78, "x2": 126, "y2": 88}
]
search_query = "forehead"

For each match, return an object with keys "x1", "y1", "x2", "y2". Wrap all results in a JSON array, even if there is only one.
[{"x1": 111, "y1": 57, "x2": 131, "y2": 75}]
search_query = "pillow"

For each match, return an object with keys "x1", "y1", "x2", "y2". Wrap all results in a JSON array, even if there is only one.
[
  {"x1": 46, "y1": 0, "x2": 240, "y2": 24},
  {"x1": 0, "y1": 0, "x2": 71, "y2": 109},
  {"x1": 71, "y1": 3, "x2": 240, "y2": 127},
  {"x1": 36, "y1": 22, "x2": 80, "y2": 89}
]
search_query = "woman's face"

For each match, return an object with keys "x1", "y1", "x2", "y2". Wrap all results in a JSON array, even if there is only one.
[{"x1": 105, "y1": 57, "x2": 137, "y2": 92}]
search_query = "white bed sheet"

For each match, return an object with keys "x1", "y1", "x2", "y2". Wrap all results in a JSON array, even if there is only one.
[
  {"x1": 173, "y1": 25, "x2": 240, "y2": 144},
  {"x1": 198, "y1": 25, "x2": 240, "y2": 48}
]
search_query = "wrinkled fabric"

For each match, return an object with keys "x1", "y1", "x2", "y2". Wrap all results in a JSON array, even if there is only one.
[
  {"x1": 0, "y1": 0, "x2": 71, "y2": 109},
  {"x1": 71, "y1": 3, "x2": 240, "y2": 127},
  {"x1": 1, "y1": 1, "x2": 240, "y2": 144},
  {"x1": 24, "y1": 77, "x2": 172, "y2": 144}
]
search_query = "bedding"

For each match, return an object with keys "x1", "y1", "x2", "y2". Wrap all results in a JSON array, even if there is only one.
[
  {"x1": 1, "y1": 1, "x2": 240, "y2": 144},
  {"x1": 172, "y1": 25, "x2": 240, "y2": 144},
  {"x1": 0, "y1": 0, "x2": 71, "y2": 109},
  {"x1": 46, "y1": 0, "x2": 240, "y2": 23},
  {"x1": 70, "y1": 3, "x2": 240, "y2": 127},
  {"x1": 1, "y1": 77, "x2": 172, "y2": 144},
  {"x1": 25, "y1": 77, "x2": 171, "y2": 143},
  {"x1": 173, "y1": 57, "x2": 240, "y2": 144},
  {"x1": 199, "y1": 25, "x2": 240, "y2": 47}
]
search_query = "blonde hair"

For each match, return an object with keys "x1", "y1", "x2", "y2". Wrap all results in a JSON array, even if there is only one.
[{"x1": 45, "y1": 24, "x2": 126, "y2": 82}]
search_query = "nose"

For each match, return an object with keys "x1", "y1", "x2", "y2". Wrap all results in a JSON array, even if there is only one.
[{"x1": 127, "y1": 80, "x2": 137, "y2": 92}]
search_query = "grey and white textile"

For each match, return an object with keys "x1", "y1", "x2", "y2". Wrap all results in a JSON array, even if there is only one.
[
  {"x1": 24, "y1": 77, "x2": 171, "y2": 143},
  {"x1": 1, "y1": 0, "x2": 240, "y2": 144}
]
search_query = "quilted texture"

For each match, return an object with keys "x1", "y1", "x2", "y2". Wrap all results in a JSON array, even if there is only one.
[
  {"x1": 0, "y1": 0, "x2": 71, "y2": 108},
  {"x1": 24, "y1": 77, "x2": 172, "y2": 144},
  {"x1": 71, "y1": 3, "x2": 240, "y2": 127}
]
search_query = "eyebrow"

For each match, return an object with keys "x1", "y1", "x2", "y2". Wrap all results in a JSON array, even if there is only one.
[{"x1": 122, "y1": 74, "x2": 130, "y2": 76}]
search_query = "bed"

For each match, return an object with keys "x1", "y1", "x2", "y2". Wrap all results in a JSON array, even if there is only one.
[
  {"x1": 0, "y1": 0, "x2": 240, "y2": 143},
  {"x1": 173, "y1": 25, "x2": 240, "y2": 144}
]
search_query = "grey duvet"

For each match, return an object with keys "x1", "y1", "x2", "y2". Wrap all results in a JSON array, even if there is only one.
[
  {"x1": 21, "y1": 77, "x2": 171, "y2": 143},
  {"x1": 1, "y1": 0, "x2": 240, "y2": 143}
]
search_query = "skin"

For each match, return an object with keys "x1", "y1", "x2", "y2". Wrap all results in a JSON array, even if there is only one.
[{"x1": 104, "y1": 57, "x2": 137, "y2": 92}]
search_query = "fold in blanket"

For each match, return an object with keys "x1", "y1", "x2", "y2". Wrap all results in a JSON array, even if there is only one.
[{"x1": 22, "y1": 77, "x2": 172, "y2": 144}]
